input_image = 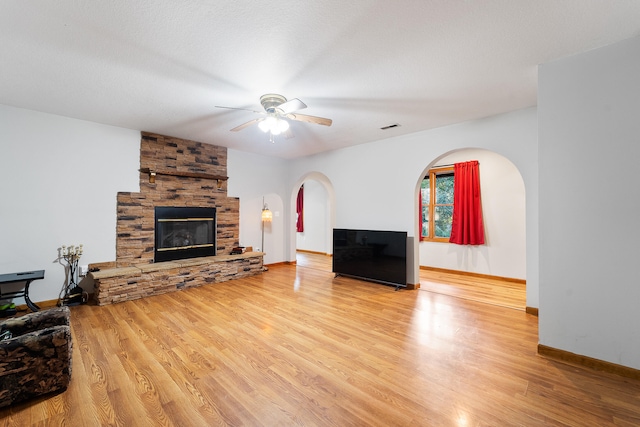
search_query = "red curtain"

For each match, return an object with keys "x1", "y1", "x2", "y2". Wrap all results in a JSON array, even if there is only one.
[
  {"x1": 296, "y1": 185, "x2": 304, "y2": 232},
  {"x1": 449, "y1": 161, "x2": 485, "y2": 245}
]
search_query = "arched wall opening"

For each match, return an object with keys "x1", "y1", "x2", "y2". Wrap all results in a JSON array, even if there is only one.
[
  {"x1": 287, "y1": 172, "x2": 336, "y2": 262},
  {"x1": 413, "y1": 148, "x2": 527, "y2": 292}
]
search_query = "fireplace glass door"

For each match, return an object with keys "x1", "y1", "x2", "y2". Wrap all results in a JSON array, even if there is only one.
[{"x1": 154, "y1": 207, "x2": 216, "y2": 262}]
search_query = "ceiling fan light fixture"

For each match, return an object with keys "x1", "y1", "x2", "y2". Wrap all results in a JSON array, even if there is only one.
[
  {"x1": 277, "y1": 118, "x2": 290, "y2": 133},
  {"x1": 258, "y1": 116, "x2": 289, "y2": 135},
  {"x1": 218, "y1": 93, "x2": 331, "y2": 142},
  {"x1": 258, "y1": 116, "x2": 275, "y2": 133}
]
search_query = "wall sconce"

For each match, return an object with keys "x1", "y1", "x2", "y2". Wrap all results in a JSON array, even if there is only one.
[
  {"x1": 216, "y1": 179, "x2": 223, "y2": 190},
  {"x1": 261, "y1": 197, "x2": 272, "y2": 265},
  {"x1": 149, "y1": 171, "x2": 156, "y2": 184},
  {"x1": 261, "y1": 200, "x2": 272, "y2": 223}
]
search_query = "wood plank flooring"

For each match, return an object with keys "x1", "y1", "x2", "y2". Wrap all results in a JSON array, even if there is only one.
[
  {"x1": 2, "y1": 255, "x2": 639, "y2": 426},
  {"x1": 297, "y1": 251, "x2": 526, "y2": 310},
  {"x1": 418, "y1": 268, "x2": 526, "y2": 311}
]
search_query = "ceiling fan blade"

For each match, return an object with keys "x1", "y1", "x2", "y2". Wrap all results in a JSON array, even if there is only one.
[
  {"x1": 278, "y1": 98, "x2": 307, "y2": 114},
  {"x1": 286, "y1": 113, "x2": 332, "y2": 127},
  {"x1": 216, "y1": 105, "x2": 263, "y2": 114},
  {"x1": 231, "y1": 117, "x2": 263, "y2": 132}
]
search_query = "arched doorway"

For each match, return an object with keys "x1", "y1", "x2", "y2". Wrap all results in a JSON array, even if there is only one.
[
  {"x1": 287, "y1": 172, "x2": 336, "y2": 268},
  {"x1": 415, "y1": 148, "x2": 527, "y2": 308}
]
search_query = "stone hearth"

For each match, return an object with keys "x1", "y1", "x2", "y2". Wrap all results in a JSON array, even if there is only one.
[{"x1": 90, "y1": 253, "x2": 263, "y2": 306}]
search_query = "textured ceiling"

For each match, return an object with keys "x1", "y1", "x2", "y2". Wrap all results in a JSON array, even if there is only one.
[{"x1": 2, "y1": 1, "x2": 640, "y2": 159}]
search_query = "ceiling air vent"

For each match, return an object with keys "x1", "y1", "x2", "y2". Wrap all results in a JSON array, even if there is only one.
[{"x1": 380, "y1": 123, "x2": 400, "y2": 130}]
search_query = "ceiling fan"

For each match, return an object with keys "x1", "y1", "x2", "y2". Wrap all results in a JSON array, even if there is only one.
[{"x1": 216, "y1": 94, "x2": 332, "y2": 142}]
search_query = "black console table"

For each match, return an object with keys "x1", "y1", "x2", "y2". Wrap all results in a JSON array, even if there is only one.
[{"x1": 0, "y1": 270, "x2": 44, "y2": 312}]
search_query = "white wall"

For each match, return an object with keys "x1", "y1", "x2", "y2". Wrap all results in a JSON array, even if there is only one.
[
  {"x1": 419, "y1": 148, "x2": 526, "y2": 280},
  {"x1": 293, "y1": 147, "x2": 527, "y2": 280},
  {"x1": 286, "y1": 107, "x2": 538, "y2": 303},
  {"x1": 227, "y1": 149, "x2": 289, "y2": 265},
  {"x1": 295, "y1": 180, "x2": 329, "y2": 254},
  {"x1": 0, "y1": 104, "x2": 140, "y2": 304},
  {"x1": 538, "y1": 36, "x2": 640, "y2": 369}
]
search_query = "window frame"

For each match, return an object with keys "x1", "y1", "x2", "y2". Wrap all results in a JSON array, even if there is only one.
[{"x1": 420, "y1": 166, "x2": 454, "y2": 242}]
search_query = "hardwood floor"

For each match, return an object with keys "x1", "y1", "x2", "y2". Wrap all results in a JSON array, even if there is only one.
[
  {"x1": 297, "y1": 251, "x2": 526, "y2": 310},
  {"x1": 295, "y1": 251, "x2": 333, "y2": 272},
  {"x1": 418, "y1": 268, "x2": 526, "y2": 311},
  {"x1": 2, "y1": 256, "x2": 639, "y2": 426}
]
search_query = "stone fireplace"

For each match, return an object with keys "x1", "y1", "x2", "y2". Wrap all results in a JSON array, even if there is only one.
[
  {"x1": 114, "y1": 131, "x2": 237, "y2": 267},
  {"x1": 88, "y1": 132, "x2": 263, "y2": 305}
]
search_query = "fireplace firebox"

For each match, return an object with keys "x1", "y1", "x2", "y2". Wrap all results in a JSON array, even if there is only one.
[{"x1": 154, "y1": 207, "x2": 216, "y2": 262}]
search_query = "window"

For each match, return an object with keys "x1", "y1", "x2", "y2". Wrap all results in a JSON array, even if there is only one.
[{"x1": 420, "y1": 166, "x2": 454, "y2": 241}]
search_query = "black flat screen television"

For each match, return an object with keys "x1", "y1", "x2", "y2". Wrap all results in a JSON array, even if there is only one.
[{"x1": 332, "y1": 228, "x2": 407, "y2": 288}]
